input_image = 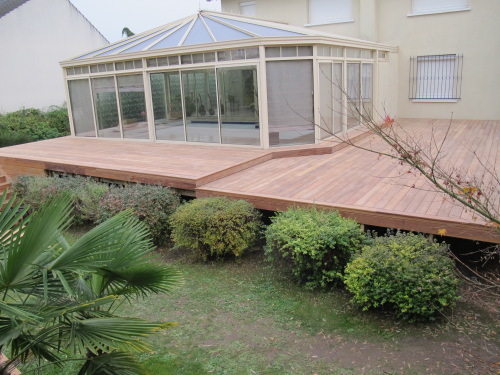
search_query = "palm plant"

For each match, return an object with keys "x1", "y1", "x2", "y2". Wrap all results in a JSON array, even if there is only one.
[{"x1": 0, "y1": 190, "x2": 182, "y2": 374}]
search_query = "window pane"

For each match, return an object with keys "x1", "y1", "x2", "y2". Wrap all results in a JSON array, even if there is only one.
[
  {"x1": 92, "y1": 77, "x2": 120, "y2": 138},
  {"x1": 245, "y1": 48, "x2": 259, "y2": 59},
  {"x1": 182, "y1": 69, "x2": 219, "y2": 143},
  {"x1": 68, "y1": 79, "x2": 95, "y2": 137},
  {"x1": 192, "y1": 53, "x2": 204, "y2": 64},
  {"x1": 346, "y1": 63, "x2": 360, "y2": 129},
  {"x1": 204, "y1": 52, "x2": 216, "y2": 62},
  {"x1": 117, "y1": 74, "x2": 149, "y2": 139},
  {"x1": 319, "y1": 63, "x2": 333, "y2": 139},
  {"x1": 218, "y1": 66, "x2": 260, "y2": 145},
  {"x1": 181, "y1": 55, "x2": 192, "y2": 64},
  {"x1": 298, "y1": 46, "x2": 313, "y2": 56},
  {"x1": 281, "y1": 46, "x2": 297, "y2": 57},
  {"x1": 267, "y1": 60, "x2": 314, "y2": 146},
  {"x1": 147, "y1": 58, "x2": 157, "y2": 67},
  {"x1": 362, "y1": 64, "x2": 373, "y2": 120},
  {"x1": 151, "y1": 72, "x2": 185, "y2": 141},
  {"x1": 217, "y1": 51, "x2": 230, "y2": 61},
  {"x1": 168, "y1": 56, "x2": 179, "y2": 65},
  {"x1": 231, "y1": 49, "x2": 245, "y2": 60},
  {"x1": 265, "y1": 47, "x2": 280, "y2": 58},
  {"x1": 157, "y1": 57, "x2": 168, "y2": 66}
]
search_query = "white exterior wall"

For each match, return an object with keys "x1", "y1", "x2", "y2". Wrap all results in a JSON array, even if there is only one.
[
  {"x1": 222, "y1": 0, "x2": 500, "y2": 120},
  {"x1": 0, "y1": 0, "x2": 108, "y2": 112}
]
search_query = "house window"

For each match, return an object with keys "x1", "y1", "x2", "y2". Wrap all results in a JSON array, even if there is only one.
[
  {"x1": 240, "y1": 1, "x2": 256, "y2": 17},
  {"x1": 409, "y1": 0, "x2": 470, "y2": 16},
  {"x1": 308, "y1": 0, "x2": 353, "y2": 25},
  {"x1": 409, "y1": 54, "x2": 463, "y2": 101}
]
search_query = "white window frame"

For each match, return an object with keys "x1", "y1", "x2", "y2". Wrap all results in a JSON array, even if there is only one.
[
  {"x1": 306, "y1": 0, "x2": 353, "y2": 26},
  {"x1": 239, "y1": 1, "x2": 256, "y2": 17},
  {"x1": 408, "y1": 0, "x2": 470, "y2": 16}
]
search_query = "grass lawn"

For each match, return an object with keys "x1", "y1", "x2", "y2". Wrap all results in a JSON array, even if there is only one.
[{"x1": 33, "y1": 233, "x2": 499, "y2": 375}]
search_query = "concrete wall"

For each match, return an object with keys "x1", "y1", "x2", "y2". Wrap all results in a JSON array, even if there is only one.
[
  {"x1": 222, "y1": 0, "x2": 500, "y2": 120},
  {"x1": 0, "y1": 0, "x2": 108, "y2": 112}
]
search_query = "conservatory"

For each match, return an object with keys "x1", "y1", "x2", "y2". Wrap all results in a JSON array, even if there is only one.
[{"x1": 61, "y1": 11, "x2": 397, "y2": 148}]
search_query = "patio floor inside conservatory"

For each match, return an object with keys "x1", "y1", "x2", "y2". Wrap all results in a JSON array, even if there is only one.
[{"x1": 0, "y1": 118, "x2": 498, "y2": 243}]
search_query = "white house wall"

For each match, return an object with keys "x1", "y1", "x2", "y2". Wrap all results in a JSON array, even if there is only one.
[{"x1": 0, "y1": 0, "x2": 108, "y2": 112}]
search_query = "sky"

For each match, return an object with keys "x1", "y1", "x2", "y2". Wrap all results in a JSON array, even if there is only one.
[{"x1": 69, "y1": 0, "x2": 221, "y2": 43}]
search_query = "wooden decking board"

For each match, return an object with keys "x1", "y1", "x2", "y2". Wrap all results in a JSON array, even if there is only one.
[{"x1": 0, "y1": 119, "x2": 498, "y2": 242}]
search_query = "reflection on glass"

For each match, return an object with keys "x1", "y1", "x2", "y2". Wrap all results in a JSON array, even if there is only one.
[
  {"x1": 182, "y1": 69, "x2": 219, "y2": 143},
  {"x1": 68, "y1": 79, "x2": 95, "y2": 137},
  {"x1": 266, "y1": 60, "x2": 314, "y2": 146},
  {"x1": 151, "y1": 72, "x2": 185, "y2": 141},
  {"x1": 347, "y1": 63, "x2": 360, "y2": 129},
  {"x1": 362, "y1": 64, "x2": 373, "y2": 120},
  {"x1": 218, "y1": 66, "x2": 260, "y2": 145},
  {"x1": 92, "y1": 77, "x2": 120, "y2": 138},
  {"x1": 117, "y1": 75, "x2": 148, "y2": 139}
]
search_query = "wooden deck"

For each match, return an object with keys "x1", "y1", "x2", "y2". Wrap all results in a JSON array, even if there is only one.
[{"x1": 0, "y1": 119, "x2": 498, "y2": 242}]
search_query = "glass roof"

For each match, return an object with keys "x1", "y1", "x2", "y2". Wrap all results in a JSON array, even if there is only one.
[{"x1": 73, "y1": 11, "x2": 307, "y2": 60}]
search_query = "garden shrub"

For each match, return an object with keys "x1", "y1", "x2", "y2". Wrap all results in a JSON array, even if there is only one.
[
  {"x1": 13, "y1": 175, "x2": 108, "y2": 226},
  {"x1": 0, "y1": 106, "x2": 70, "y2": 146},
  {"x1": 344, "y1": 231, "x2": 459, "y2": 321},
  {"x1": 96, "y1": 184, "x2": 181, "y2": 246},
  {"x1": 170, "y1": 197, "x2": 261, "y2": 260},
  {"x1": 264, "y1": 207, "x2": 366, "y2": 289}
]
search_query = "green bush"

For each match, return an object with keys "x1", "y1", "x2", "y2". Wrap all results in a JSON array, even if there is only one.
[
  {"x1": 264, "y1": 207, "x2": 366, "y2": 289},
  {"x1": 344, "y1": 232, "x2": 459, "y2": 321},
  {"x1": 170, "y1": 197, "x2": 261, "y2": 260},
  {"x1": 0, "y1": 106, "x2": 70, "y2": 146},
  {"x1": 0, "y1": 129, "x2": 34, "y2": 147},
  {"x1": 96, "y1": 184, "x2": 181, "y2": 246},
  {"x1": 13, "y1": 175, "x2": 108, "y2": 226}
]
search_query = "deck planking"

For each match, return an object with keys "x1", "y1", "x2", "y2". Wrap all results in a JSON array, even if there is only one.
[{"x1": 0, "y1": 119, "x2": 498, "y2": 242}]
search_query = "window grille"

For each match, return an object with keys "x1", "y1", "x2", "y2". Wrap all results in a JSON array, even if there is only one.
[{"x1": 409, "y1": 54, "x2": 463, "y2": 100}]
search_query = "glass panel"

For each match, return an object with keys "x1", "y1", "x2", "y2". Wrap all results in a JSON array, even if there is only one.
[
  {"x1": 360, "y1": 50, "x2": 373, "y2": 59},
  {"x1": 74, "y1": 66, "x2": 82, "y2": 75},
  {"x1": 231, "y1": 49, "x2": 246, "y2": 60},
  {"x1": 318, "y1": 46, "x2": 331, "y2": 57},
  {"x1": 81, "y1": 66, "x2": 90, "y2": 74},
  {"x1": 66, "y1": 67, "x2": 74, "y2": 75},
  {"x1": 147, "y1": 58, "x2": 158, "y2": 67},
  {"x1": 319, "y1": 63, "x2": 333, "y2": 140},
  {"x1": 346, "y1": 63, "x2": 360, "y2": 129},
  {"x1": 151, "y1": 72, "x2": 185, "y2": 141},
  {"x1": 98, "y1": 64, "x2": 106, "y2": 73},
  {"x1": 96, "y1": 32, "x2": 158, "y2": 57},
  {"x1": 150, "y1": 23, "x2": 191, "y2": 50},
  {"x1": 105, "y1": 63, "x2": 114, "y2": 72},
  {"x1": 204, "y1": 52, "x2": 216, "y2": 62},
  {"x1": 298, "y1": 46, "x2": 313, "y2": 56},
  {"x1": 183, "y1": 18, "x2": 213, "y2": 46},
  {"x1": 217, "y1": 51, "x2": 230, "y2": 61},
  {"x1": 90, "y1": 65, "x2": 98, "y2": 73},
  {"x1": 362, "y1": 64, "x2": 373, "y2": 121},
  {"x1": 115, "y1": 62, "x2": 125, "y2": 71},
  {"x1": 211, "y1": 15, "x2": 303, "y2": 37},
  {"x1": 68, "y1": 79, "x2": 95, "y2": 137},
  {"x1": 157, "y1": 57, "x2": 168, "y2": 66},
  {"x1": 182, "y1": 69, "x2": 219, "y2": 143},
  {"x1": 121, "y1": 28, "x2": 175, "y2": 53},
  {"x1": 245, "y1": 48, "x2": 259, "y2": 59},
  {"x1": 181, "y1": 55, "x2": 192, "y2": 64},
  {"x1": 332, "y1": 47, "x2": 344, "y2": 57},
  {"x1": 92, "y1": 77, "x2": 120, "y2": 138},
  {"x1": 192, "y1": 53, "x2": 204, "y2": 64},
  {"x1": 332, "y1": 63, "x2": 343, "y2": 134},
  {"x1": 218, "y1": 66, "x2": 260, "y2": 146},
  {"x1": 282, "y1": 46, "x2": 297, "y2": 57},
  {"x1": 125, "y1": 61, "x2": 134, "y2": 70},
  {"x1": 134, "y1": 60, "x2": 143, "y2": 68},
  {"x1": 346, "y1": 48, "x2": 361, "y2": 58},
  {"x1": 117, "y1": 75, "x2": 148, "y2": 139},
  {"x1": 266, "y1": 60, "x2": 314, "y2": 146},
  {"x1": 203, "y1": 17, "x2": 253, "y2": 42},
  {"x1": 168, "y1": 56, "x2": 179, "y2": 65},
  {"x1": 265, "y1": 47, "x2": 280, "y2": 58}
]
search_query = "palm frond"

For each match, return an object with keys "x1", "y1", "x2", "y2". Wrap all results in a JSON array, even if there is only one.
[
  {"x1": 62, "y1": 318, "x2": 175, "y2": 355},
  {"x1": 77, "y1": 351, "x2": 149, "y2": 375},
  {"x1": 0, "y1": 190, "x2": 29, "y2": 246}
]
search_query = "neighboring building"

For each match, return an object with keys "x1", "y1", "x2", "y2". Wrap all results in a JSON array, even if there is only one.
[
  {"x1": 0, "y1": 0, "x2": 108, "y2": 112},
  {"x1": 61, "y1": 11, "x2": 398, "y2": 148},
  {"x1": 221, "y1": 0, "x2": 500, "y2": 120}
]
